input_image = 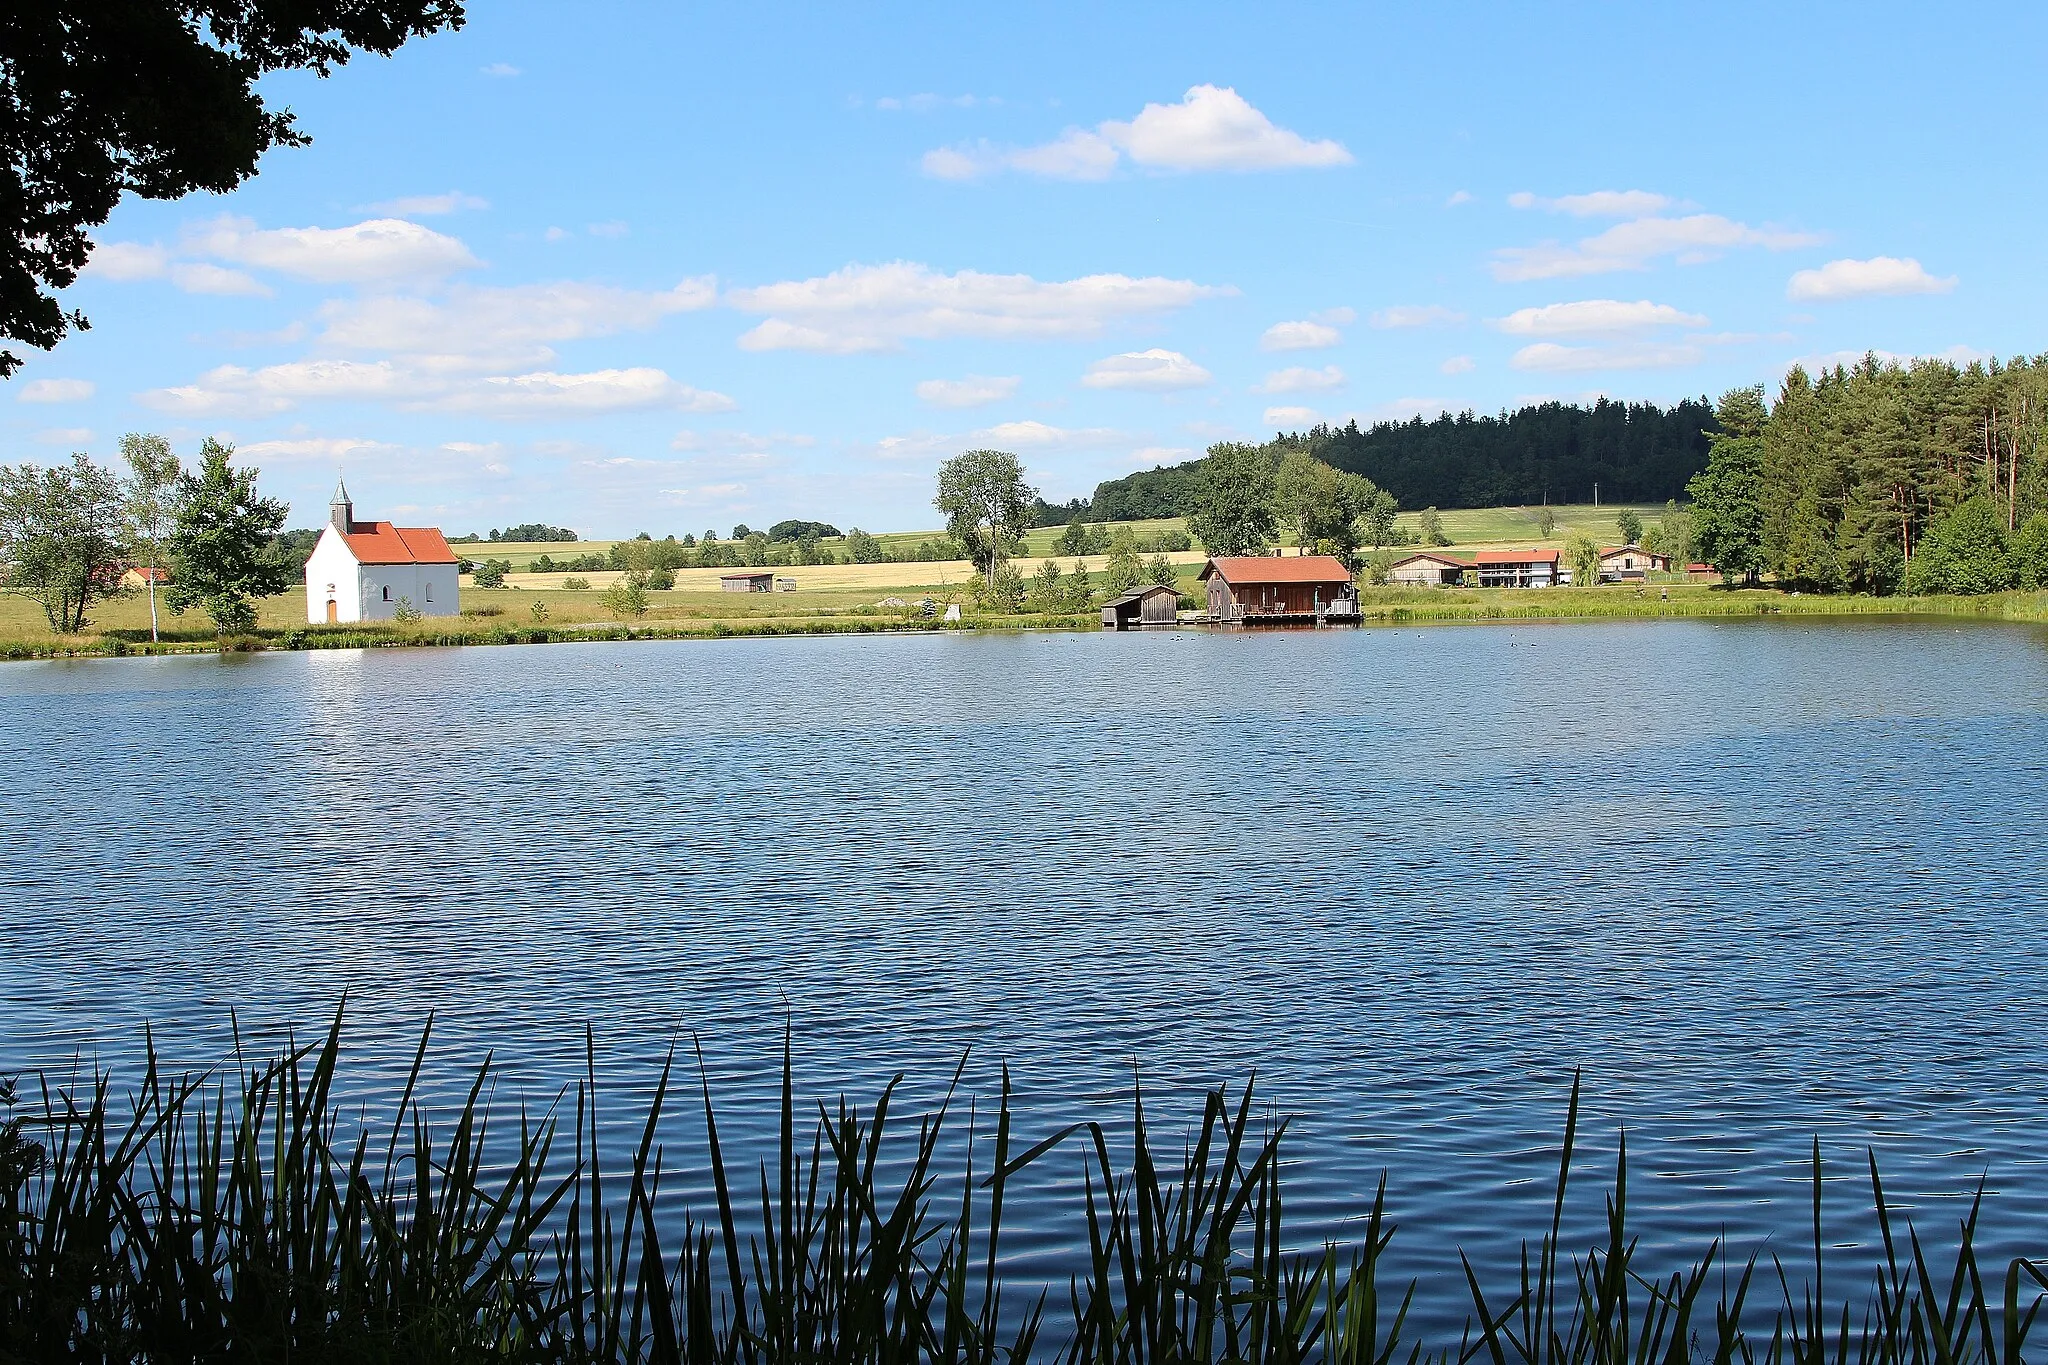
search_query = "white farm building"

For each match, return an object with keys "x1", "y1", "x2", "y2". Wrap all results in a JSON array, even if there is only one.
[{"x1": 304, "y1": 481, "x2": 460, "y2": 624}]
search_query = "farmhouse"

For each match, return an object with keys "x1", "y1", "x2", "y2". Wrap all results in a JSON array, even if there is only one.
[
  {"x1": 1386, "y1": 551, "x2": 1466, "y2": 587},
  {"x1": 720, "y1": 571, "x2": 775, "y2": 592},
  {"x1": 1597, "y1": 545, "x2": 1673, "y2": 581},
  {"x1": 304, "y1": 481, "x2": 459, "y2": 624},
  {"x1": 1471, "y1": 549, "x2": 1559, "y2": 588},
  {"x1": 1101, "y1": 582, "x2": 1181, "y2": 630},
  {"x1": 120, "y1": 565, "x2": 169, "y2": 589},
  {"x1": 1199, "y1": 555, "x2": 1358, "y2": 622}
]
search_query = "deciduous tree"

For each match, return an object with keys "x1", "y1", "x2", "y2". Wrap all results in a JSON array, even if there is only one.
[
  {"x1": 934, "y1": 448, "x2": 1034, "y2": 583},
  {"x1": 1189, "y1": 443, "x2": 1276, "y2": 555},
  {"x1": 165, "y1": 438, "x2": 290, "y2": 633},
  {"x1": 119, "y1": 432, "x2": 180, "y2": 641},
  {"x1": 0, "y1": 453, "x2": 127, "y2": 632}
]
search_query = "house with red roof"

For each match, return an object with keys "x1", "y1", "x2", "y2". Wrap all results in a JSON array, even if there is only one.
[
  {"x1": 1198, "y1": 554, "x2": 1358, "y2": 621},
  {"x1": 1471, "y1": 548, "x2": 1560, "y2": 588},
  {"x1": 304, "y1": 480, "x2": 460, "y2": 624}
]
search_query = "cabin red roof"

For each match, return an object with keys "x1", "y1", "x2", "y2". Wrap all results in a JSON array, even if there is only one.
[
  {"x1": 1198, "y1": 554, "x2": 1354, "y2": 584},
  {"x1": 1471, "y1": 548, "x2": 1560, "y2": 566},
  {"x1": 341, "y1": 522, "x2": 458, "y2": 565},
  {"x1": 1388, "y1": 551, "x2": 1467, "y2": 567}
]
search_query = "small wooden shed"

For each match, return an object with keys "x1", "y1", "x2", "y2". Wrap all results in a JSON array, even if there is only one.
[
  {"x1": 1198, "y1": 555, "x2": 1357, "y2": 621},
  {"x1": 719, "y1": 571, "x2": 775, "y2": 593},
  {"x1": 1101, "y1": 583, "x2": 1181, "y2": 630},
  {"x1": 1385, "y1": 551, "x2": 1465, "y2": 587}
]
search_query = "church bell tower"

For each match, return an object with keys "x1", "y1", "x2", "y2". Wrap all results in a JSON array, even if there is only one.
[{"x1": 329, "y1": 478, "x2": 354, "y2": 534}]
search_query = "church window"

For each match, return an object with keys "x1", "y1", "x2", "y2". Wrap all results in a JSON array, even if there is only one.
[
  {"x1": 423, "y1": 583, "x2": 433, "y2": 602},
  {"x1": 382, "y1": 585, "x2": 391, "y2": 601}
]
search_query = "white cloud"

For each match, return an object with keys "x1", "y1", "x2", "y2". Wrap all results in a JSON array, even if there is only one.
[
  {"x1": 34, "y1": 427, "x2": 93, "y2": 445},
  {"x1": 867, "y1": 420, "x2": 1126, "y2": 462},
  {"x1": 1786, "y1": 256, "x2": 1956, "y2": 302},
  {"x1": 1369, "y1": 304, "x2": 1466, "y2": 329},
  {"x1": 916, "y1": 374, "x2": 1021, "y2": 408},
  {"x1": 194, "y1": 216, "x2": 479, "y2": 283},
  {"x1": 729, "y1": 262, "x2": 1226, "y2": 352},
  {"x1": 1345, "y1": 397, "x2": 1457, "y2": 423},
  {"x1": 234, "y1": 436, "x2": 401, "y2": 463},
  {"x1": 1509, "y1": 189, "x2": 1673, "y2": 217},
  {"x1": 84, "y1": 242, "x2": 170, "y2": 281},
  {"x1": 1260, "y1": 320, "x2": 1341, "y2": 351},
  {"x1": 17, "y1": 378, "x2": 94, "y2": 403},
  {"x1": 1263, "y1": 406, "x2": 1317, "y2": 426},
  {"x1": 1081, "y1": 349, "x2": 1213, "y2": 391},
  {"x1": 1495, "y1": 299, "x2": 1708, "y2": 336},
  {"x1": 875, "y1": 93, "x2": 987, "y2": 112},
  {"x1": 320, "y1": 278, "x2": 717, "y2": 368},
  {"x1": 1129, "y1": 445, "x2": 1195, "y2": 465},
  {"x1": 169, "y1": 263, "x2": 271, "y2": 296},
  {"x1": 1788, "y1": 344, "x2": 1988, "y2": 374},
  {"x1": 923, "y1": 84, "x2": 1350, "y2": 180},
  {"x1": 1257, "y1": 365, "x2": 1344, "y2": 394},
  {"x1": 142, "y1": 360, "x2": 733, "y2": 418},
  {"x1": 369, "y1": 191, "x2": 489, "y2": 215},
  {"x1": 1440, "y1": 355, "x2": 1475, "y2": 375},
  {"x1": 1445, "y1": 190, "x2": 1473, "y2": 207},
  {"x1": 1510, "y1": 341, "x2": 1706, "y2": 372},
  {"x1": 544, "y1": 227, "x2": 572, "y2": 243},
  {"x1": 588, "y1": 221, "x2": 630, "y2": 238},
  {"x1": 481, "y1": 62, "x2": 521, "y2": 76},
  {"x1": 1492, "y1": 214, "x2": 1821, "y2": 281},
  {"x1": 671, "y1": 430, "x2": 815, "y2": 453}
]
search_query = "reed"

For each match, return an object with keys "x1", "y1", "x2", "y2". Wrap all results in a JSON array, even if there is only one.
[{"x1": 0, "y1": 1017, "x2": 2041, "y2": 1364}]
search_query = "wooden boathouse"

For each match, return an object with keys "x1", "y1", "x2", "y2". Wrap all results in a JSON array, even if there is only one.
[
  {"x1": 1198, "y1": 555, "x2": 1359, "y2": 624},
  {"x1": 1101, "y1": 582, "x2": 1181, "y2": 629}
]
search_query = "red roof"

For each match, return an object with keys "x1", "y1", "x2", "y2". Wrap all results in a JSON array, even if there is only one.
[
  {"x1": 1472, "y1": 548, "x2": 1560, "y2": 566},
  {"x1": 341, "y1": 522, "x2": 458, "y2": 565},
  {"x1": 1199, "y1": 554, "x2": 1354, "y2": 584},
  {"x1": 1389, "y1": 551, "x2": 1467, "y2": 567}
]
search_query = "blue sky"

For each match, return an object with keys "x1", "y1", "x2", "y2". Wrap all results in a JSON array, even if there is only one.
[{"x1": 10, "y1": 1, "x2": 2045, "y2": 536}]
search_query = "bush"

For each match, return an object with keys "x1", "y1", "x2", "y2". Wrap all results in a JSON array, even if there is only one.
[
  {"x1": 644, "y1": 566, "x2": 675, "y2": 590},
  {"x1": 561, "y1": 576, "x2": 590, "y2": 591},
  {"x1": 472, "y1": 558, "x2": 510, "y2": 588},
  {"x1": 461, "y1": 604, "x2": 504, "y2": 618},
  {"x1": 1904, "y1": 498, "x2": 2014, "y2": 595},
  {"x1": 601, "y1": 577, "x2": 649, "y2": 618},
  {"x1": 391, "y1": 597, "x2": 422, "y2": 625},
  {"x1": 2016, "y1": 513, "x2": 2048, "y2": 590}
]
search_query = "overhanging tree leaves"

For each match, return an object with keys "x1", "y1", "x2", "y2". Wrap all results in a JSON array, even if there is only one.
[
  {"x1": 0, "y1": 0, "x2": 465, "y2": 377},
  {"x1": 165, "y1": 437, "x2": 289, "y2": 633},
  {"x1": 1189, "y1": 442, "x2": 1276, "y2": 556},
  {"x1": 0, "y1": 453, "x2": 128, "y2": 632}
]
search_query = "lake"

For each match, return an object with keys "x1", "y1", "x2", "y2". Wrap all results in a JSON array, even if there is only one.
[{"x1": 4, "y1": 618, "x2": 2047, "y2": 1328}]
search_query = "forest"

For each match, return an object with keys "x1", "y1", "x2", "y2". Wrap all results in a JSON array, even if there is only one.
[
  {"x1": 1087, "y1": 397, "x2": 1719, "y2": 519},
  {"x1": 1690, "y1": 353, "x2": 2048, "y2": 593}
]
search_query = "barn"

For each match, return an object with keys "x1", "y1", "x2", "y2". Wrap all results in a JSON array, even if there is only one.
[
  {"x1": 1385, "y1": 551, "x2": 1466, "y2": 587},
  {"x1": 1198, "y1": 555, "x2": 1358, "y2": 622},
  {"x1": 719, "y1": 571, "x2": 775, "y2": 592},
  {"x1": 1101, "y1": 582, "x2": 1181, "y2": 629},
  {"x1": 1596, "y1": 546, "x2": 1673, "y2": 581}
]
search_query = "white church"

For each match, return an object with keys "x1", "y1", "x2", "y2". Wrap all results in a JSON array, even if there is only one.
[{"x1": 304, "y1": 480, "x2": 461, "y2": 624}]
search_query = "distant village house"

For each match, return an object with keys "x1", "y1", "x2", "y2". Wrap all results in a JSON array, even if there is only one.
[
  {"x1": 1596, "y1": 546, "x2": 1673, "y2": 582},
  {"x1": 1472, "y1": 549, "x2": 1559, "y2": 588},
  {"x1": 1385, "y1": 551, "x2": 1465, "y2": 587},
  {"x1": 304, "y1": 480, "x2": 460, "y2": 624}
]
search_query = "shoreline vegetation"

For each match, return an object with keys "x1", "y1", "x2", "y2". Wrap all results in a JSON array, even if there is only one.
[
  {"x1": 5, "y1": 587, "x2": 2047, "y2": 662},
  {"x1": 2, "y1": 1015, "x2": 2040, "y2": 1363}
]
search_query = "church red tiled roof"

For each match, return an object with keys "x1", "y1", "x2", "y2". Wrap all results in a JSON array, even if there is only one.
[{"x1": 341, "y1": 522, "x2": 458, "y2": 565}]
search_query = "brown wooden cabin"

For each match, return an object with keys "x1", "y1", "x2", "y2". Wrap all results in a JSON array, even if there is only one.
[
  {"x1": 1199, "y1": 555, "x2": 1358, "y2": 621},
  {"x1": 1596, "y1": 545, "x2": 1673, "y2": 582},
  {"x1": 719, "y1": 571, "x2": 775, "y2": 593},
  {"x1": 1385, "y1": 551, "x2": 1467, "y2": 586},
  {"x1": 1101, "y1": 583, "x2": 1181, "y2": 629}
]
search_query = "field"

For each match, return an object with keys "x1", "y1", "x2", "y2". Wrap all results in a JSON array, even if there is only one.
[{"x1": 457, "y1": 506, "x2": 1654, "y2": 574}]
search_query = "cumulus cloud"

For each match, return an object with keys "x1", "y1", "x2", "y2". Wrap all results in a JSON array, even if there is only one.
[
  {"x1": 916, "y1": 374, "x2": 1021, "y2": 408},
  {"x1": 1081, "y1": 349, "x2": 1213, "y2": 391},
  {"x1": 193, "y1": 216, "x2": 479, "y2": 283},
  {"x1": 1492, "y1": 214, "x2": 1821, "y2": 281},
  {"x1": 1263, "y1": 405, "x2": 1317, "y2": 426},
  {"x1": 729, "y1": 262, "x2": 1225, "y2": 352},
  {"x1": 320, "y1": 278, "x2": 717, "y2": 368},
  {"x1": 234, "y1": 436, "x2": 402, "y2": 463},
  {"x1": 1788, "y1": 344, "x2": 1988, "y2": 374},
  {"x1": 1369, "y1": 304, "x2": 1466, "y2": 329},
  {"x1": 671, "y1": 430, "x2": 815, "y2": 454},
  {"x1": 1510, "y1": 341, "x2": 1706, "y2": 372},
  {"x1": 17, "y1": 378, "x2": 94, "y2": 403},
  {"x1": 1256, "y1": 365, "x2": 1343, "y2": 394},
  {"x1": 142, "y1": 360, "x2": 733, "y2": 418},
  {"x1": 84, "y1": 242, "x2": 171, "y2": 281},
  {"x1": 481, "y1": 62, "x2": 520, "y2": 76},
  {"x1": 1260, "y1": 320, "x2": 1341, "y2": 351},
  {"x1": 922, "y1": 85, "x2": 1351, "y2": 180},
  {"x1": 1440, "y1": 355, "x2": 1475, "y2": 375},
  {"x1": 1445, "y1": 190, "x2": 1473, "y2": 207},
  {"x1": 1509, "y1": 189, "x2": 1673, "y2": 217},
  {"x1": 867, "y1": 420, "x2": 1127, "y2": 462},
  {"x1": 368, "y1": 191, "x2": 489, "y2": 215},
  {"x1": 170, "y1": 263, "x2": 270, "y2": 295},
  {"x1": 1495, "y1": 299, "x2": 1708, "y2": 336},
  {"x1": 1786, "y1": 256, "x2": 1956, "y2": 302}
]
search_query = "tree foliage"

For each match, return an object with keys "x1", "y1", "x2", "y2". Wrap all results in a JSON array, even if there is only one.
[
  {"x1": 1687, "y1": 388, "x2": 1769, "y2": 583},
  {"x1": 1, "y1": 0, "x2": 465, "y2": 376},
  {"x1": 119, "y1": 432, "x2": 181, "y2": 640},
  {"x1": 165, "y1": 438, "x2": 289, "y2": 633},
  {"x1": 1902, "y1": 498, "x2": 2014, "y2": 595},
  {"x1": 0, "y1": 453, "x2": 127, "y2": 632},
  {"x1": 934, "y1": 449, "x2": 1034, "y2": 581},
  {"x1": 1189, "y1": 443, "x2": 1276, "y2": 555}
]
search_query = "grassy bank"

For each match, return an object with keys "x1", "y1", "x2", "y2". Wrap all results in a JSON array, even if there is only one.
[
  {"x1": 5, "y1": 583, "x2": 2046, "y2": 661},
  {"x1": 1, "y1": 1015, "x2": 2039, "y2": 1363}
]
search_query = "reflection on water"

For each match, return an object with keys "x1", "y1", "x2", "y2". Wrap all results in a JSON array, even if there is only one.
[{"x1": 4, "y1": 619, "x2": 2048, "y2": 1325}]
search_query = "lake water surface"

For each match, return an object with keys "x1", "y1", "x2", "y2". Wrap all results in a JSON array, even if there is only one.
[{"x1": 4, "y1": 619, "x2": 2047, "y2": 1323}]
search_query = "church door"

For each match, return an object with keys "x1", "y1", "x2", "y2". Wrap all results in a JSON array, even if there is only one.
[{"x1": 325, "y1": 599, "x2": 338, "y2": 623}]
